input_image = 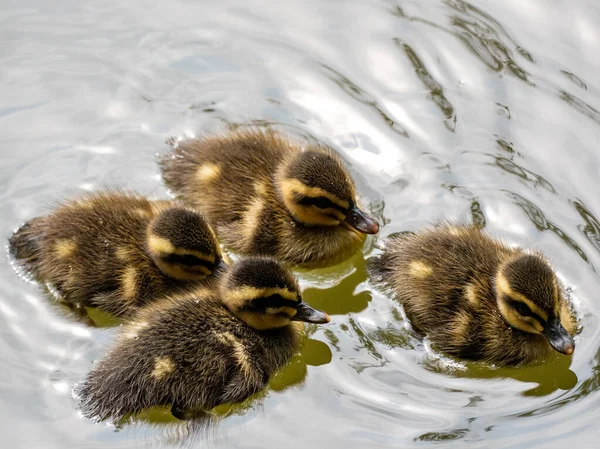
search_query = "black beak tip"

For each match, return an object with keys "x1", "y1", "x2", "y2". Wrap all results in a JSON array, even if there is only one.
[
  {"x1": 561, "y1": 339, "x2": 575, "y2": 355},
  {"x1": 293, "y1": 304, "x2": 331, "y2": 324},
  {"x1": 344, "y1": 206, "x2": 380, "y2": 235},
  {"x1": 364, "y1": 220, "x2": 380, "y2": 234},
  {"x1": 545, "y1": 322, "x2": 575, "y2": 356}
]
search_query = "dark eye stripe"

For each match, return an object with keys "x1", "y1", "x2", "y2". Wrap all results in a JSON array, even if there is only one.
[
  {"x1": 161, "y1": 253, "x2": 215, "y2": 269},
  {"x1": 242, "y1": 294, "x2": 299, "y2": 311},
  {"x1": 294, "y1": 194, "x2": 347, "y2": 213},
  {"x1": 510, "y1": 300, "x2": 546, "y2": 325}
]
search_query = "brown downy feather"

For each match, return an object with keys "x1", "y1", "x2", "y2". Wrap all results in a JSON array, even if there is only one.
[
  {"x1": 8, "y1": 191, "x2": 223, "y2": 318},
  {"x1": 159, "y1": 128, "x2": 378, "y2": 267},
  {"x1": 370, "y1": 224, "x2": 577, "y2": 366}
]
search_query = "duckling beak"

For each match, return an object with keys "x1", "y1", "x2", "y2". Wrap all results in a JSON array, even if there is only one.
[
  {"x1": 543, "y1": 317, "x2": 575, "y2": 355},
  {"x1": 343, "y1": 206, "x2": 379, "y2": 234},
  {"x1": 292, "y1": 302, "x2": 331, "y2": 324}
]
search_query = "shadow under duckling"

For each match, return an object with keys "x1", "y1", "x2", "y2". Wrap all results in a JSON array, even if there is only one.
[
  {"x1": 159, "y1": 128, "x2": 379, "y2": 267},
  {"x1": 79, "y1": 257, "x2": 330, "y2": 422},
  {"x1": 370, "y1": 224, "x2": 576, "y2": 367},
  {"x1": 8, "y1": 191, "x2": 223, "y2": 319}
]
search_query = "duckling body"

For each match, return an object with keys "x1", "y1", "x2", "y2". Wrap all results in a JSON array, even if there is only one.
[
  {"x1": 371, "y1": 224, "x2": 576, "y2": 366},
  {"x1": 79, "y1": 257, "x2": 330, "y2": 421},
  {"x1": 9, "y1": 192, "x2": 223, "y2": 318},
  {"x1": 160, "y1": 129, "x2": 379, "y2": 266}
]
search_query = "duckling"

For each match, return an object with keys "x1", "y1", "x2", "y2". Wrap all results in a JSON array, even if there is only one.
[
  {"x1": 159, "y1": 129, "x2": 379, "y2": 266},
  {"x1": 9, "y1": 191, "x2": 223, "y2": 318},
  {"x1": 370, "y1": 224, "x2": 577, "y2": 366},
  {"x1": 79, "y1": 256, "x2": 330, "y2": 422}
]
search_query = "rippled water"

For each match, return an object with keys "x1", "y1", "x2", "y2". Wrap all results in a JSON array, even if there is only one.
[{"x1": 2, "y1": 0, "x2": 600, "y2": 447}]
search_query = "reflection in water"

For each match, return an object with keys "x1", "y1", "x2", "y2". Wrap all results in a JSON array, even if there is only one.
[
  {"x1": 445, "y1": 0, "x2": 530, "y2": 82},
  {"x1": 301, "y1": 251, "x2": 373, "y2": 316},
  {"x1": 397, "y1": 40, "x2": 457, "y2": 131},
  {"x1": 470, "y1": 198, "x2": 486, "y2": 228},
  {"x1": 560, "y1": 71, "x2": 588, "y2": 91},
  {"x1": 493, "y1": 156, "x2": 556, "y2": 193},
  {"x1": 415, "y1": 428, "x2": 468, "y2": 442},
  {"x1": 507, "y1": 192, "x2": 591, "y2": 265},
  {"x1": 573, "y1": 199, "x2": 600, "y2": 253},
  {"x1": 320, "y1": 65, "x2": 410, "y2": 137},
  {"x1": 560, "y1": 90, "x2": 600, "y2": 125}
]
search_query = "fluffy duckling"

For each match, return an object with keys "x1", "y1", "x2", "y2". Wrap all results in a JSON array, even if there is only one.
[
  {"x1": 159, "y1": 129, "x2": 379, "y2": 266},
  {"x1": 79, "y1": 257, "x2": 330, "y2": 421},
  {"x1": 9, "y1": 192, "x2": 223, "y2": 318},
  {"x1": 371, "y1": 224, "x2": 576, "y2": 366}
]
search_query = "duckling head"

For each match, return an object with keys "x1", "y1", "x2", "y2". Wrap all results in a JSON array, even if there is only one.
[
  {"x1": 220, "y1": 257, "x2": 330, "y2": 330},
  {"x1": 276, "y1": 149, "x2": 379, "y2": 234},
  {"x1": 495, "y1": 254, "x2": 575, "y2": 356},
  {"x1": 146, "y1": 207, "x2": 223, "y2": 280}
]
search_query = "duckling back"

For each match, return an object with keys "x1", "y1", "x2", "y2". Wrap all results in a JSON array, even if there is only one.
[{"x1": 161, "y1": 129, "x2": 288, "y2": 226}]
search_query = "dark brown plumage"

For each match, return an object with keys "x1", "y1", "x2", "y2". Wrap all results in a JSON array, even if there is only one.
[
  {"x1": 8, "y1": 191, "x2": 223, "y2": 318},
  {"x1": 370, "y1": 224, "x2": 577, "y2": 366},
  {"x1": 78, "y1": 257, "x2": 330, "y2": 422},
  {"x1": 159, "y1": 129, "x2": 379, "y2": 266}
]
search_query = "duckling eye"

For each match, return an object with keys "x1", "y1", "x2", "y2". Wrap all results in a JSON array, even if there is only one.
[
  {"x1": 161, "y1": 253, "x2": 214, "y2": 270},
  {"x1": 511, "y1": 300, "x2": 532, "y2": 317},
  {"x1": 295, "y1": 194, "x2": 346, "y2": 212},
  {"x1": 245, "y1": 294, "x2": 298, "y2": 311}
]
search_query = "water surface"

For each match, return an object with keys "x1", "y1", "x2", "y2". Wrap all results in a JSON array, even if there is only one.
[{"x1": 2, "y1": 0, "x2": 600, "y2": 447}]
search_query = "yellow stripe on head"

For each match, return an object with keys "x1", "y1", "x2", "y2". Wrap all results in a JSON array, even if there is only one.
[
  {"x1": 224, "y1": 286, "x2": 299, "y2": 306},
  {"x1": 280, "y1": 178, "x2": 349, "y2": 209},
  {"x1": 496, "y1": 273, "x2": 549, "y2": 321},
  {"x1": 146, "y1": 234, "x2": 215, "y2": 262}
]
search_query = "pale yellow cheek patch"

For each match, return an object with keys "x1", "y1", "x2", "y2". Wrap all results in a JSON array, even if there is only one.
[
  {"x1": 237, "y1": 311, "x2": 291, "y2": 330},
  {"x1": 196, "y1": 163, "x2": 221, "y2": 183},
  {"x1": 151, "y1": 356, "x2": 175, "y2": 380},
  {"x1": 121, "y1": 266, "x2": 138, "y2": 300},
  {"x1": 54, "y1": 239, "x2": 77, "y2": 258},
  {"x1": 408, "y1": 261, "x2": 432, "y2": 279},
  {"x1": 522, "y1": 316, "x2": 544, "y2": 333},
  {"x1": 266, "y1": 306, "x2": 297, "y2": 317}
]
